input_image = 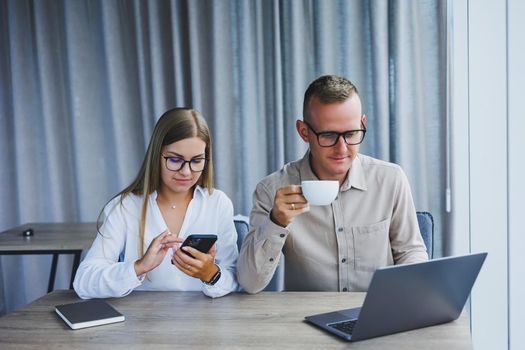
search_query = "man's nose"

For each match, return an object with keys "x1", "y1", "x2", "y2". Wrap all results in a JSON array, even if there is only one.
[{"x1": 334, "y1": 135, "x2": 348, "y2": 151}]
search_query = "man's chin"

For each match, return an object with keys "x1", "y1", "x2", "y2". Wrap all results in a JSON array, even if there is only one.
[
  {"x1": 325, "y1": 163, "x2": 351, "y2": 178},
  {"x1": 330, "y1": 157, "x2": 352, "y2": 166}
]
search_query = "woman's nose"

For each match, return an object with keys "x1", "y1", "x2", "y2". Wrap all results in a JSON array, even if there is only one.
[{"x1": 178, "y1": 162, "x2": 192, "y2": 175}]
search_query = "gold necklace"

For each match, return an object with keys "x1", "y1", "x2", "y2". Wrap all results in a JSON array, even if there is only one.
[
  {"x1": 157, "y1": 195, "x2": 177, "y2": 210},
  {"x1": 158, "y1": 193, "x2": 190, "y2": 210}
]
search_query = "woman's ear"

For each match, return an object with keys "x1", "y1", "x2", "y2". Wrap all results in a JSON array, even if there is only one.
[{"x1": 296, "y1": 120, "x2": 309, "y2": 142}]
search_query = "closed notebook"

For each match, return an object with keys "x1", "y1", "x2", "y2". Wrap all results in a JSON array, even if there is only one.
[{"x1": 55, "y1": 299, "x2": 125, "y2": 330}]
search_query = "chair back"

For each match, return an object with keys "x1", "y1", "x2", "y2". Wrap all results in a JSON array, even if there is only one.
[
  {"x1": 234, "y1": 217, "x2": 249, "y2": 253},
  {"x1": 234, "y1": 215, "x2": 284, "y2": 291},
  {"x1": 416, "y1": 211, "x2": 434, "y2": 259}
]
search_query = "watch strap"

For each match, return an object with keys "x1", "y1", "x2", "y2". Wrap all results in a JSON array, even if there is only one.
[{"x1": 204, "y1": 265, "x2": 221, "y2": 286}]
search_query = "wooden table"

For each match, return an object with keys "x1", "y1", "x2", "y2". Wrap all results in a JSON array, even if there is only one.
[
  {"x1": 0, "y1": 223, "x2": 96, "y2": 292},
  {"x1": 0, "y1": 290, "x2": 473, "y2": 349}
]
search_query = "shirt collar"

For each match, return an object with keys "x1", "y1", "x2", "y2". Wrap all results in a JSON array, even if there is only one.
[
  {"x1": 341, "y1": 154, "x2": 367, "y2": 192},
  {"x1": 298, "y1": 151, "x2": 320, "y2": 182},
  {"x1": 297, "y1": 151, "x2": 367, "y2": 192},
  {"x1": 193, "y1": 185, "x2": 206, "y2": 197}
]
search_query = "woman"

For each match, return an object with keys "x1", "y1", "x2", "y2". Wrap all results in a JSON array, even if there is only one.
[{"x1": 74, "y1": 108, "x2": 238, "y2": 298}]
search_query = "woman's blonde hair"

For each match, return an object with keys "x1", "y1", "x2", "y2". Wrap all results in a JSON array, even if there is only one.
[{"x1": 98, "y1": 108, "x2": 214, "y2": 256}]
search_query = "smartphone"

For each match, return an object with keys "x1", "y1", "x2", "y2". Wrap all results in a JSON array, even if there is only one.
[{"x1": 180, "y1": 234, "x2": 217, "y2": 257}]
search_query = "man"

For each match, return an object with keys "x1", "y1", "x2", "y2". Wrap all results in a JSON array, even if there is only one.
[{"x1": 237, "y1": 75, "x2": 428, "y2": 293}]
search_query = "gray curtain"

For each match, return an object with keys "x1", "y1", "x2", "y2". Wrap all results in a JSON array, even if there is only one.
[{"x1": 0, "y1": 0, "x2": 446, "y2": 314}]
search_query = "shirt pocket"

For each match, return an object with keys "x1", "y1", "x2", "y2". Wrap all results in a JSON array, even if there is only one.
[{"x1": 352, "y1": 218, "x2": 392, "y2": 272}]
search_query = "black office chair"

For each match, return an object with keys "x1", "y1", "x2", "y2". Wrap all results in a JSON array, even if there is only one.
[{"x1": 416, "y1": 211, "x2": 434, "y2": 259}]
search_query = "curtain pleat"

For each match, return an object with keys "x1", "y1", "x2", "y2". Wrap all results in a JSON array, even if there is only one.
[{"x1": 0, "y1": 0, "x2": 445, "y2": 314}]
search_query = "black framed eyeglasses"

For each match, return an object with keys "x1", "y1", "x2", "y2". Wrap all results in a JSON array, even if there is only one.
[
  {"x1": 304, "y1": 121, "x2": 366, "y2": 147},
  {"x1": 162, "y1": 155, "x2": 207, "y2": 172}
]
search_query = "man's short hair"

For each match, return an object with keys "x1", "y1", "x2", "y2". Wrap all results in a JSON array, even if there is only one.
[{"x1": 303, "y1": 75, "x2": 359, "y2": 122}]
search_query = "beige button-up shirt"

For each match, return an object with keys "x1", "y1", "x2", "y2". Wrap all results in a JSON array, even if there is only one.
[{"x1": 237, "y1": 152, "x2": 428, "y2": 293}]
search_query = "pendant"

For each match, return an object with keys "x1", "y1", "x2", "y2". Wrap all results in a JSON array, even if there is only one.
[{"x1": 171, "y1": 205, "x2": 176, "y2": 209}]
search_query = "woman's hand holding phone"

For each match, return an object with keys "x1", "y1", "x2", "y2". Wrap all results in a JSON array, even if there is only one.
[
  {"x1": 134, "y1": 230, "x2": 182, "y2": 276},
  {"x1": 171, "y1": 241, "x2": 219, "y2": 283}
]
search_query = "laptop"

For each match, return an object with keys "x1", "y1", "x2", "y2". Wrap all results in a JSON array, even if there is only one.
[{"x1": 304, "y1": 252, "x2": 487, "y2": 342}]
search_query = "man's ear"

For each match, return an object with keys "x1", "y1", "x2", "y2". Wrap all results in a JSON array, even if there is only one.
[
  {"x1": 296, "y1": 120, "x2": 309, "y2": 142},
  {"x1": 361, "y1": 114, "x2": 367, "y2": 126}
]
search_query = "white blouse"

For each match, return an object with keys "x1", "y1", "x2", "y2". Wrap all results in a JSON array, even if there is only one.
[{"x1": 73, "y1": 186, "x2": 239, "y2": 299}]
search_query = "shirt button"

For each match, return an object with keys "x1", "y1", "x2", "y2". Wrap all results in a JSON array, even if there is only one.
[
  {"x1": 279, "y1": 233, "x2": 285, "y2": 238},
  {"x1": 341, "y1": 258, "x2": 346, "y2": 263},
  {"x1": 337, "y1": 227, "x2": 344, "y2": 233},
  {"x1": 342, "y1": 287, "x2": 348, "y2": 292},
  {"x1": 269, "y1": 258, "x2": 274, "y2": 262}
]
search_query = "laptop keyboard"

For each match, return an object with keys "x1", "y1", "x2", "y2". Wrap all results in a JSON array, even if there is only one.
[{"x1": 328, "y1": 319, "x2": 357, "y2": 335}]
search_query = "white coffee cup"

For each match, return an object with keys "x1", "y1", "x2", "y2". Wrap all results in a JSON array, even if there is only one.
[{"x1": 301, "y1": 180, "x2": 339, "y2": 206}]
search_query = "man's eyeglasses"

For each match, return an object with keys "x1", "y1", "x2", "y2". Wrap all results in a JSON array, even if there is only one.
[
  {"x1": 162, "y1": 155, "x2": 207, "y2": 172},
  {"x1": 304, "y1": 121, "x2": 366, "y2": 147}
]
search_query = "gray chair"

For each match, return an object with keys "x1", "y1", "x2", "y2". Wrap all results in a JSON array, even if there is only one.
[
  {"x1": 234, "y1": 215, "x2": 284, "y2": 291},
  {"x1": 234, "y1": 217, "x2": 249, "y2": 254},
  {"x1": 416, "y1": 211, "x2": 434, "y2": 259}
]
